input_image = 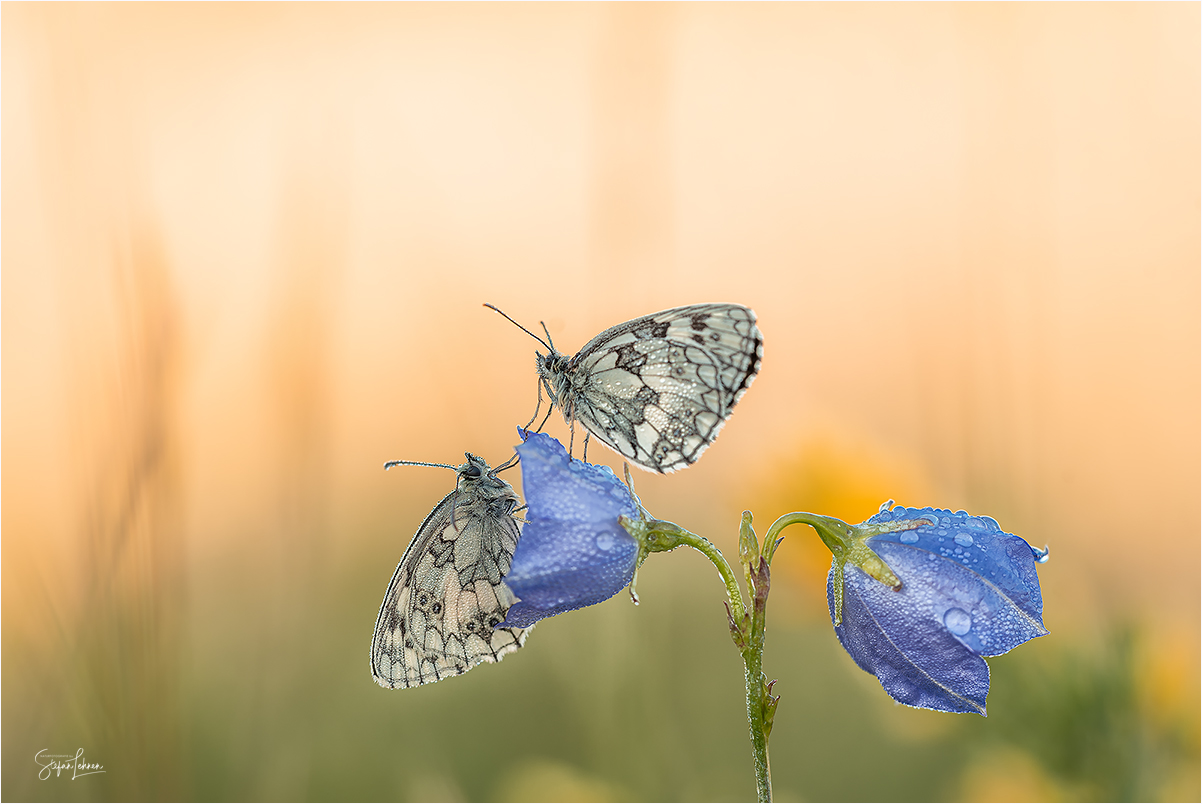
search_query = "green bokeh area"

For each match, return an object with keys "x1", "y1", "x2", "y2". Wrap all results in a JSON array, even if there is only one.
[{"x1": 4, "y1": 529, "x2": 1196, "y2": 802}]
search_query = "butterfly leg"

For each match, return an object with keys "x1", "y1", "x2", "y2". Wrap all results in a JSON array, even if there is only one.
[
  {"x1": 494, "y1": 452, "x2": 521, "y2": 473},
  {"x1": 522, "y1": 378, "x2": 544, "y2": 436},
  {"x1": 582, "y1": 432, "x2": 590, "y2": 463},
  {"x1": 568, "y1": 420, "x2": 575, "y2": 457}
]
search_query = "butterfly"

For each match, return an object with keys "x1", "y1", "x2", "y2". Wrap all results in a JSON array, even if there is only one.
[
  {"x1": 486, "y1": 303, "x2": 763, "y2": 473},
  {"x1": 371, "y1": 453, "x2": 530, "y2": 689}
]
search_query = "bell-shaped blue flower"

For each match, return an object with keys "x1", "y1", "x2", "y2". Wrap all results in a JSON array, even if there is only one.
[
  {"x1": 827, "y1": 505, "x2": 1048, "y2": 715},
  {"x1": 499, "y1": 431, "x2": 641, "y2": 628}
]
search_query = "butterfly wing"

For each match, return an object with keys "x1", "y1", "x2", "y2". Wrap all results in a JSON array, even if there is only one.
[
  {"x1": 568, "y1": 304, "x2": 762, "y2": 473},
  {"x1": 371, "y1": 488, "x2": 530, "y2": 689}
]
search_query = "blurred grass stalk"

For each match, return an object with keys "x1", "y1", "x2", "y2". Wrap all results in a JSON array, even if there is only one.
[{"x1": 57, "y1": 221, "x2": 186, "y2": 800}]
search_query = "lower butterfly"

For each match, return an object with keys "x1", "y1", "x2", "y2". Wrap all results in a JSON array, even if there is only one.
[
  {"x1": 487, "y1": 303, "x2": 763, "y2": 474},
  {"x1": 371, "y1": 453, "x2": 530, "y2": 689}
]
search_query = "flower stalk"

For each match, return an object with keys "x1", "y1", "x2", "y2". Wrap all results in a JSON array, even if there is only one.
[
  {"x1": 517, "y1": 436, "x2": 1048, "y2": 798},
  {"x1": 624, "y1": 511, "x2": 776, "y2": 802},
  {"x1": 739, "y1": 513, "x2": 775, "y2": 804}
]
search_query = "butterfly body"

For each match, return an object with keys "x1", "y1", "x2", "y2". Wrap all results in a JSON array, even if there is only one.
[
  {"x1": 533, "y1": 304, "x2": 763, "y2": 473},
  {"x1": 371, "y1": 454, "x2": 530, "y2": 689}
]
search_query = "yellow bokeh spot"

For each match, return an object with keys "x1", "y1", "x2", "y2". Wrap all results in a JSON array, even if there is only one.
[
  {"x1": 1134, "y1": 626, "x2": 1202, "y2": 752},
  {"x1": 496, "y1": 758, "x2": 623, "y2": 803},
  {"x1": 958, "y1": 747, "x2": 1073, "y2": 802},
  {"x1": 739, "y1": 431, "x2": 936, "y2": 620}
]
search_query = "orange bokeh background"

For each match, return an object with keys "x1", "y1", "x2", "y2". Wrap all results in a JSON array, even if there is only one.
[{"x1": 4, "y1": 4, "x2": 1198, "y2": 801}]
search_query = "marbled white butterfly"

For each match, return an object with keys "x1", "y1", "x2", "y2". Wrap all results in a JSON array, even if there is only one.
[
  {"x1": 371, "y1": 453, "x2": 530, "y2": 689},
  {"x1": 487, "y1": 304, "x2": 763, "y2": 473}
]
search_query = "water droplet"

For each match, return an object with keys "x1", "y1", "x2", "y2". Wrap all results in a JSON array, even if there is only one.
[
  {"x1": 899, "y1": 531, "x2": 919, "y2": 543},
  {"x1": 1032, "y1": 544, "x2": 1050, "y2": 563},
  {"x1": 596, "y1": 534, "x2": 614, "y2": 551},
  {"x1": 944, "y1": 608, "x2": 972, "y2": 636},
  {"x1": 954, "y1": 533, "x2": 974, "y2": 547}
]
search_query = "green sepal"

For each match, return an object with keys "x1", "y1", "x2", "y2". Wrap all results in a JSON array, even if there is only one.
[
  {"x1": 763, "y1": 679, "x2": 780, "y2": 741},
  {"x1": 726, "y1": 600, "x2": 749, "y2": 650},
  {"x1": 739, "y1": 511, "x2": 759, "y2": 597},
  {"x1": 771, "y1": 511, "x2": 934, "y2": 625}
]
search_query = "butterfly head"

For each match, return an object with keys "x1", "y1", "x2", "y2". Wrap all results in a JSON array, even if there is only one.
[
  {"x1": 457, "y1": 453, "x2": 521, "y2": 512},
  {"x1": 534, "y1": 350, "x2": 571, "y2": 373},
  {"x1": 457, "y1": 453, "x2": 491, "y2": 484},
  {"x1": 534, "y1": 351, "x2": 577, "y2": 416}
]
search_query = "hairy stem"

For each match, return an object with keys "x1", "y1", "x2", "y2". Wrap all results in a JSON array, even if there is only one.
[{"x1": 643, "y1": 518, "x2": 772, "y2": 801}]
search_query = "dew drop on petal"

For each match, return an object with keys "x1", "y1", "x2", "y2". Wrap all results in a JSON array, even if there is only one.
[
  {"x1": 954, "y1": 533, "x2": 974, "y2": 547},
  {"x1": 944, "y1": 607, "x2": 972, "y2": 636},
  {"x1": 899, "y1": 531, "x2": 919, "y2": 543},
  {"x1": 596, "y1": 534, "x2": 614, "y2": 552}
]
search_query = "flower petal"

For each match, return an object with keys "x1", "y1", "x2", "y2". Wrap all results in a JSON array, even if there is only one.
[
  {"x1": 866, "y1": 506, "x2": 1048, "y2": 655},
  {"x1": 829, "y1": 564, "x2": 990, "y2": 714},
  {"x1": 828, "y1": 505, "x2": 1048, "y2": 714},
  {"x1": 499, "y1": 432, "x2": 639, "y2": 628}
]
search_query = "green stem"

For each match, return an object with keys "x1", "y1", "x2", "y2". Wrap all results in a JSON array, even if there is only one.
[
  {"x1": 629, "y1": 510, "x2": 929, "y2": 801},
  {"x1": 639, "y1": 518, "x2": 771, "y2": 802},
  {"x1": 743, "y1": 562, "x2": 772, "y2": 803},
  {"x1": 652, "y1": 522, "x2": 746, "y2": 623},
  {"x1": 763, "y1": 511, "x2": 849, "y2": 563}
]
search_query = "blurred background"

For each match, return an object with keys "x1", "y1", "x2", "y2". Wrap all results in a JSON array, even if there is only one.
[{"x1": 3, "y1": 3, "x2": 1198, "y2": 801}]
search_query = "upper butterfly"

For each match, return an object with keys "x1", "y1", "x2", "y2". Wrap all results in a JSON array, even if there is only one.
[
  {"x1": 487, "y1": 303, "x2": 763, "y2": 473},
  {"x1": 371, "y1": 453, "x2": 530, "y2": 689}
]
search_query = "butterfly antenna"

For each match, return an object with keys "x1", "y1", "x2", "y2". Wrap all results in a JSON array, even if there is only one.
[
  {"x1": 383, "y1": 460, "x2": 458, "y2": 471},
  {"x1": 540, "y1": 321, "x2": 556, "y2": 352},
  {"x1": 483, "y1": 303, "x2": 553, "y2": 352}
]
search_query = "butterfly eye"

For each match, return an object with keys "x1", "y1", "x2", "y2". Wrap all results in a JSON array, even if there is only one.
[{"x1": 463, "y1": 465, "x2": 483, "y2": 480}]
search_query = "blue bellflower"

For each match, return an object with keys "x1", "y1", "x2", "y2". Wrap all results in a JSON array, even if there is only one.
[
  {"x1": 499, "y1": 432, "x2": 640, "y2": 628},
  {"x1": 828, "y1": 505, "x2": 1048, "y2": 715}
]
